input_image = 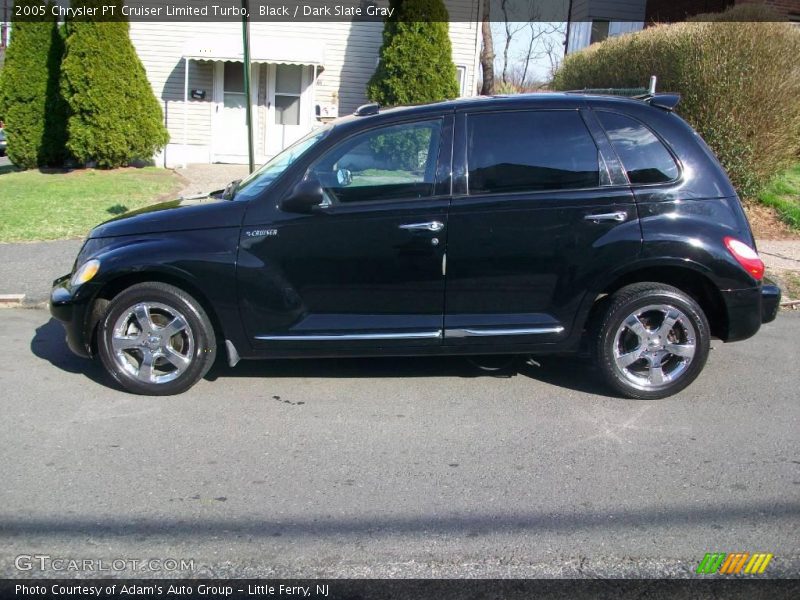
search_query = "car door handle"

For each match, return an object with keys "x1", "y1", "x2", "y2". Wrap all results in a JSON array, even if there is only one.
[
  {"x1": 399, "y1": 221, "x2": 445, "y2": 232},
  {"x1": 584, "y1": 211, "x2": 628, "y2": 223}
]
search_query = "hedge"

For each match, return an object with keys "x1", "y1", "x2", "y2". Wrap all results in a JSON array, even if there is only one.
[
  {"x1": 367, "y1": 0, "x2": 460, "y2": 106},
  {"x1": 60, "y1": 1, "x2": 168, "y2": 168},
  {"x1": 552, "y1": 5, "x2": 800, "y2": 199},
  {"x1": 0, "y1": 0, "x2": 67, "y2": 168}
]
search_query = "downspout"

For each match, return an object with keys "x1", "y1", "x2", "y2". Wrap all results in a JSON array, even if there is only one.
[
  {"x1": 183, "y1": 57, "x2": 189, "y2": 169},
  {"x1": 312, "y1": 64, "x2": 318, "y2": 123}
]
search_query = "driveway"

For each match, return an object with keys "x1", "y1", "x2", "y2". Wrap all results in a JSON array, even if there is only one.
[{"x1": 0, "y1": 307, "x2": 797, "y2": 578}]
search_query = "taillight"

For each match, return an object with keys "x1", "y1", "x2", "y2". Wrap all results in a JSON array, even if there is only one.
[{"x1": 724, "y1": 237, "x2": 764, "y2": 281}]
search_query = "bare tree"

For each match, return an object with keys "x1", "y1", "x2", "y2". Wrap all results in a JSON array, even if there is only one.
[
  {"x1": 518, "y1": 21, "x2": 564, "y2": 85},
  {"x1": 541, "y1": 22, "x2": 567, "y2": 82},
  {"x1": 500, "y1": 0, "x2": 529, "y2": 84}
]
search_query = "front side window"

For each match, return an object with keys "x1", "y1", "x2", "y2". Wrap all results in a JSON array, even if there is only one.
[
  {"x1": 308, "y1": 119, "x2": 443, "y2": 204},
  {"x1": 597, "y1": 111, "x2": 679, "y2": 184},
  {"x1": 467, "y1": 111, "x2": 600, "y2": 195}
]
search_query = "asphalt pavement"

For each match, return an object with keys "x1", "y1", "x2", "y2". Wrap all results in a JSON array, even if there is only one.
[{"x1": 0, "y1": 307, "x2": 797, "y2": 578}]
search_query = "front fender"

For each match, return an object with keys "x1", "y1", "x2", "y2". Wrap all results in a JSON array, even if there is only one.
[{"x1": 66, "y1": 228, "x2": 247, "y2": 356}]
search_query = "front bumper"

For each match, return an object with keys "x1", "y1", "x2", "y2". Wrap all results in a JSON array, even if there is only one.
[
  {"x1": 49, "y1": 274, "x2": 101, "y2": 358},
  {"x1": 720, "y1": 278, "x2": 781, "y2": 342}
]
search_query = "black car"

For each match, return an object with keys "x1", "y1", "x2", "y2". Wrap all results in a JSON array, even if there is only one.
[{"x1": 50, "y1": 93, "x2": 780, "y2": 398}]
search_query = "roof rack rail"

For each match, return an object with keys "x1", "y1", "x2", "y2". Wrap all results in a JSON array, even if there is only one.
[
  {"x1": 565, "y1": 75, "x2": 681, "y2": 112},
  {"x1": 353, "y1": 103, "x2": 380, "y2": 116},
  {"x1": 566, "y1": 87, "x2": 649, "y2": 98}
]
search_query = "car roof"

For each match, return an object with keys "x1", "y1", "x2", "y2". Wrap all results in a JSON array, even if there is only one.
[{"x1": 331, "y1": 93, "x2": 668, "y2": 132}]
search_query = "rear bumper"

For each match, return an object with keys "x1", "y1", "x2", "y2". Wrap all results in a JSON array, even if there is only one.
[
  {"x1": 760, "y1": 282, "x2": 781, "y2": 324},
  {"x1": 720, "y1": 278, "x2": 781, "y2": 342},
  {"x1": 49, "y1": 274, "x2": 100, "y2": 358}
]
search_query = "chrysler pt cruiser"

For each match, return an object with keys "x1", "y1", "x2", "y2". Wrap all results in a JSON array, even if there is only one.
[{"x1": 50, "y1": 93, "x2": 780, "y2": 398}]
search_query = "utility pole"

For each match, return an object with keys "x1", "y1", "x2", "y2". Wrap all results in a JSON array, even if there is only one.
[
  {"x1": 2, "y1": 0, "x2": 9, "y2": 48},
  {"x1": 241, "y1": 0, "x2": 255, "y2": 173}
]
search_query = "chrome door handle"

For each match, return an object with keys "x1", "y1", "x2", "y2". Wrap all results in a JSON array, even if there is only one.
[
  {"x1": 584, "y1": 211, "x2": 627, "y2": 223},
  {"x1": 399, "y1": 221, "x2": 445, "y2": 232}
]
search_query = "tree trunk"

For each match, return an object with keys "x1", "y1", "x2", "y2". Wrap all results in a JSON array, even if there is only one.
[{"x1": 479, "y1": 1, "x2": 494, "y2": 95}]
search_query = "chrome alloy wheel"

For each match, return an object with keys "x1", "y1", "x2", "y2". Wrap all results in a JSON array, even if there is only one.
[
  {"x1": 111, "y1": 302, "x2": 195, "y2": 384},
  {"x1": 612, "y1": 304, "x2": 697, "y2": 392}
]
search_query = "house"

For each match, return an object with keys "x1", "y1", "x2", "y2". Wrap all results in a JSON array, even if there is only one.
[
  {"x1": 566, "y1": 0, "x2": 800, "y2": 55},
  {"x1": 129, "y1": 3, "x2": 482, "y2": 167},
  {"x1": 565, "y1": 0, "x2": 647, "y2": 54}
]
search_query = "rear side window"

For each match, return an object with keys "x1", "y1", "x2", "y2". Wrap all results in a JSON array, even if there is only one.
[
  {"x1": 597, "y1": 111, "x2": 679, "y2": 185},
  {"x1": 467, "y1": 111, "x2": 600, "y2": 195}
]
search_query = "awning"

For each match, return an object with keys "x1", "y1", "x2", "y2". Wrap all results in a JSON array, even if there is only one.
[{"x1": 182, "y1": 36, "x2": 325, "y2": 67}]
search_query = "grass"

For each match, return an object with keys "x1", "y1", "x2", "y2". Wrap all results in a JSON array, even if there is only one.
[
  {"x1": 758, "y1": 163, "x2": 800, "y2": 231},
  {"x1": 0, "y1": 167, "x2": 182, "y2": 242}
]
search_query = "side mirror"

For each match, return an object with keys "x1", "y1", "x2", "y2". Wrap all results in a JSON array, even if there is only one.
[{"x1": 280, "y1": 178, "x2": 324, "y2": 213}]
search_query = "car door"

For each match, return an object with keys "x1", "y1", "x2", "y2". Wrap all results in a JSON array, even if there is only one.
[
  {"x1": 443, "y1": 107, "x2": 640, "y2": 346},
  {"x1": 238, "y1": 115, "x2": 453, "y2": 352}
]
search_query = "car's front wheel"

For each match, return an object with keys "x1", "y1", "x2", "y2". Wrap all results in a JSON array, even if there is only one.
[
  {"x1": 97, "y1": 282, "x2": 216, "y2": 395},
  {"x1": 595, "y1": 283, "x2": 710, "y2": 400}
]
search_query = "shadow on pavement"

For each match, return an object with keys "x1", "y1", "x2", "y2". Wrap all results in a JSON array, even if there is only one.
[
  {"x1": 206, "y1": 353, "x2": 618, "y2": 397},
  {"x1": 30, "y1": 317, "x2": 109, "y2": 387},
  {"x1": 0, "y1": 500, "x2": 797, "y2": 540}
]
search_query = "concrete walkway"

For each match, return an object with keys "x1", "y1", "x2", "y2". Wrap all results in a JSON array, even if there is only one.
[
  {"x1": 174, "y1": 163, "x2": 250, "y2": 197},
  {"x1": 758, "y1": 240, "x2": 800, "y2": 271}
]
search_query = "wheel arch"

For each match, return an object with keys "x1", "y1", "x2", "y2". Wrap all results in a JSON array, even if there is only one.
[
  {"x1": 86, "y1": 269, "x2": 226, "y2": 356},
  {"x1": 580, "y1": 263, "x2": 728, "y2": 342}
]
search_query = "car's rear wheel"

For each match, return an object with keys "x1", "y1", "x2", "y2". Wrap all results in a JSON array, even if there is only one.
[
  {"x1": 595, "y1": 283, "x2": 710, "y2": 400},
  {"x1": 97, "y1": 282, "x2": 216, "y2": 395}
]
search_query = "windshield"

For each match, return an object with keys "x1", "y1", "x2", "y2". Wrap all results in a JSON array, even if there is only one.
[{"x1": 232, "y1": 126, "x2": 332, "y2": 200}]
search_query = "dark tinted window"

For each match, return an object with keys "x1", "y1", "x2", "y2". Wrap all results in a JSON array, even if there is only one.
[
  {"x1": 467, "y1": 111, "x2": 600, "y2": 194},
  {"x1": 309, "y1": 120, "x2": 442, "y2": 204},
  {"x1": 591, "y1": 20, "x2": 610, "y2": 44},
  {"x1": 597, "y1": 111, "x2": 679, "y2": 184}
]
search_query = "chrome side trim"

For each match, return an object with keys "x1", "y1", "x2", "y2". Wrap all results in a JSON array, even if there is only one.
[
  {"x1": 255, "y1": 330, "x2": 443, "y2": 341},
  {"x1": 445, "y1": 326, "x2": 565, "y2": 338}
]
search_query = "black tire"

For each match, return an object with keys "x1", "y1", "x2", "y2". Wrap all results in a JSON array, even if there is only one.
[
  {"x1": 594, "y1": 282, "x2": 710, "y2": 400},
  {"x1": 97, "y1": 282, "x2": 216, "y2": 395}
]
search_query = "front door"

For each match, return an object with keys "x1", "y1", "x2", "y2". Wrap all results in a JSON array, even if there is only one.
[
  {"x1": 238, "y1": 116, "x2": 454, "y2": 352},
  {"x1": 213, "y1": 61, "x2": 258, "y2": 162},
  {"x1": 266, "y1": 64, "x2": 311, "y2": 157},
  {"x1": 444, "y1": 108, "x2": 640, "y2": 345}
]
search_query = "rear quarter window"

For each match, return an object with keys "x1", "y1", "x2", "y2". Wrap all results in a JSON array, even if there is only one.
[
  {"x1": 596, "y1": 111, "x2": 679, "y2": 185},
  {"x1": 467, "y1": 110, "x2": 600, "y2": 195}
]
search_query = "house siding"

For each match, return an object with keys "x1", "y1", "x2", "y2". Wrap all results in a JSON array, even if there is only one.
[{"x1": 129, "y1": 3, "x2": 480, "y2": 166}]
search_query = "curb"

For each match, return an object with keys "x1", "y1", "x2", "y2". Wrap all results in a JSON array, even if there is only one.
[{"x1": 0, "y1": 294, "x2": 25, "y2": 307}]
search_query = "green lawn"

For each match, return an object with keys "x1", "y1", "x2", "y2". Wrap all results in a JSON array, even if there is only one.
[
  {"x1": 758, "y1": 163, "x2": 800, "y2": 230},
  {"x1": 0, "y1": 167, "x2": 183, "y2": 242}
]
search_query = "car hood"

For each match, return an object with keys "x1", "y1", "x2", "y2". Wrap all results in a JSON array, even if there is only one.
[{"x1": 89, "y1": 194, "x2": 247, "y2": 239}]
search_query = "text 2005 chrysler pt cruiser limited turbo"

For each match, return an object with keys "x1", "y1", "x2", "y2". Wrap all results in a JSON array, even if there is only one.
[{"x1": 51, "y1": 93, "x2": 780, "y2": 398}]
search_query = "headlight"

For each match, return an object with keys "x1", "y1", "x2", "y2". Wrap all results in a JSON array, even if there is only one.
[{"x1": 70, "y1": 259, "x2": 101, "y2": 287}]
